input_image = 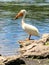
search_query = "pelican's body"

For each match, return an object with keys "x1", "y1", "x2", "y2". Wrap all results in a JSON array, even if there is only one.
[
  {"x1": 22, "y1": 22, "x2": 39, "y2": 36},
  {"x1": 15, "y1": 9, "x2": 39, "y2": 40}
]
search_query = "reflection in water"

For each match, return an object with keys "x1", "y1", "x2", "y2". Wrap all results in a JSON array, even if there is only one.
[{"x1": 0, "y1": 3, "x2": 49, "y2": 56}]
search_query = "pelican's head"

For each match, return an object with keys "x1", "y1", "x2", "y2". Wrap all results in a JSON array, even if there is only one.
[{"x1": 14, "y1": 9, "x2": 27, "y2": 19}]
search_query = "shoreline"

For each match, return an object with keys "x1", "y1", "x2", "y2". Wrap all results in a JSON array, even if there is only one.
[{"x1": 0, "y1": 33, "x2": 49, "y2": 65}]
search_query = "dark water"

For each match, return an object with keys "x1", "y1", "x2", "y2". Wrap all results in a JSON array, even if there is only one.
[{"x1": 0, "y1": 2, "x2": 49, "y2": 56}]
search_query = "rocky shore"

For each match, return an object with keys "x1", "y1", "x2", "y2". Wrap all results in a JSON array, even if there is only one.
[{"x1": 0, "y1": 33, "x2": 49, "y2": 65}]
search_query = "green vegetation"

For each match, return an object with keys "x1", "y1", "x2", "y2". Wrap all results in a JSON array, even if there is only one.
[{"x1": 45, "y1": 42, "x2": 49, "y2": 45}]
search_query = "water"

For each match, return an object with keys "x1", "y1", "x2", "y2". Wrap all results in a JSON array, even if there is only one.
[
  {"x1": 0, "y1": 2, "x2": 49, "y2": 56},
  {"x1": 0, "y1": 0, "x2": 49, "y2": 2}
]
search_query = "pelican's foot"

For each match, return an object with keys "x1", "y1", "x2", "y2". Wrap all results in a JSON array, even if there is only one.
[
  {"x1": 25, "y1": 38, "x2": 30, "y2": 41},
  {"x1": 25, "y1": 38, "x2": 34, "y2": 41}
]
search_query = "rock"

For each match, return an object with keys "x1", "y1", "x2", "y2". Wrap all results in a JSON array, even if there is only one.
[
  {"x1": 19, "y1": 33, "x2": 49, "y2": 58},
  {"x1": 0, "y1": 33, "x2": 49, "y2": 65},
  {"x1": 19, "y1": 40, "x2": 34, "y2": 47},
  {"x1": 42, "y1": 33, "x2": 49, "y2": 43},
  {"x1": 42, "y1": 33, "x2": 49, "y2": 39},
  {"x1": 0, "y1": 56, "x2": 6, "y2": 65}
]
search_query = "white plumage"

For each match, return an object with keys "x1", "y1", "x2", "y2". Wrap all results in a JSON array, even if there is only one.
[
  {"x1": 22, "y1": 23, "x2": 39, "y2": 36},
  {"x1": 15, "y1": 9, "x2": 39, "y2": 40}
]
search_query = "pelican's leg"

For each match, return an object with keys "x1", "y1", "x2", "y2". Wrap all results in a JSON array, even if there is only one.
[
  {"x1": 29, "y1": 35, "x2": 31, "y2": 40},
  {"x1": 26, "y1": 35, "x2": 31, "y2": 40}
]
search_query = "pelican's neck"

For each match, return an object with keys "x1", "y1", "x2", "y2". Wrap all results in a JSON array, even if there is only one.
[{"x1": 22, "y1": 13, "x2": 26, "y2": 24}]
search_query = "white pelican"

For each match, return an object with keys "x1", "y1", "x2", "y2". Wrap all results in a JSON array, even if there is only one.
[{"x1": 15, "y1": 9, "x2": 39, "y2": 40}]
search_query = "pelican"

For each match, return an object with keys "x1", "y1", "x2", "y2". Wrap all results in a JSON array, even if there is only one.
[{"x1": 15, "y1": 9, "x2": 39, "y2": 40}]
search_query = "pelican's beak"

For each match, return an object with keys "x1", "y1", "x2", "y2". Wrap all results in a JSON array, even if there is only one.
[{"x1": 14, "y1": 11, "x2": 23, "y2": 20}]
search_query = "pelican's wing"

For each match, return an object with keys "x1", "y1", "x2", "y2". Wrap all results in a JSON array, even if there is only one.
[{"x1": 24, "y1": 23, "x2": 39, "y2": 36}]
